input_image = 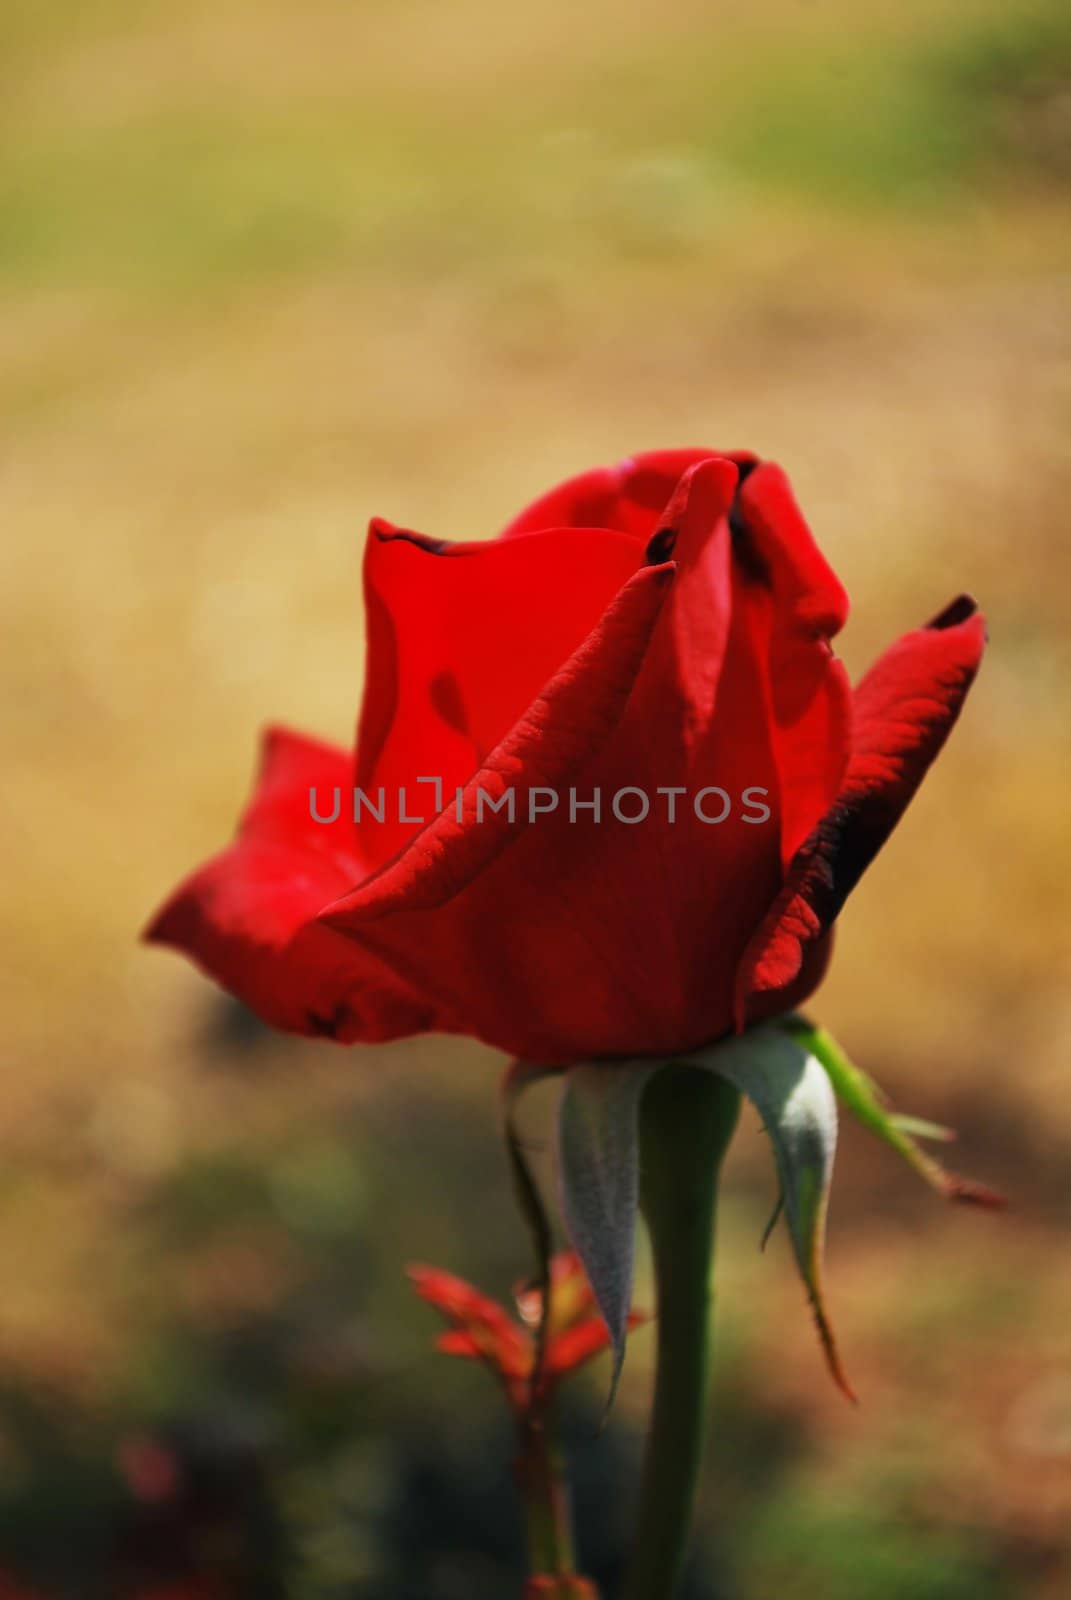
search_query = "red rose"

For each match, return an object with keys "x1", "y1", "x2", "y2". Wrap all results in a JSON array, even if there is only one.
[{"x1": 146, "y1": 449, "x2": 984, "y2": 1064}]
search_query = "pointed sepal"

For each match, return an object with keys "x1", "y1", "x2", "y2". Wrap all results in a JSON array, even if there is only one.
[
  {"x1": 682, "y1": 1025, "x2": 855, "y2": 1401},
  {"x1": 781, "y1": 1018, "x2": 1005, "y2": 1209},
  {"x1": 556, "y1": 1060, "x2": 659, "y2": 1408}
]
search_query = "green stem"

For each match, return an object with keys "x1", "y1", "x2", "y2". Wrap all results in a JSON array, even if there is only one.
[
  {"x1": 516, "y1": 1407, "x2": 577, "y2": 1575},
  {"x1": 623, "y1": 1066, "x2": 740, "y2": 1600}
]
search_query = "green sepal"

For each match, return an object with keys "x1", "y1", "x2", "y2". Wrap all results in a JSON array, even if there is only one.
[
  {"x1": 681, "y1": 1026, "x2": 855, "y2": 1401},
  {"x1": 557, "y1": 1060, "x2": 659, "y2": 1408},
  {"x1": 780, "y1": 1018, "x2": 1005, "y2": 1210}
]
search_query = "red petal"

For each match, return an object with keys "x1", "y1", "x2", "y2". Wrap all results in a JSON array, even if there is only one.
[
  {"x1": 435, "y1": 1330, "x2": 483, "y2": 1360},
  {"x1": 630, "y1": 456, "x2": 741, "y2": 742},
  {"x1": 733, "y1": 464, "x2": 852, "y2": 863},
  {"x1": 354, "y1": 520, "x2": 643, "y2": 867},
  {"x1": 238, "y1": 725, "x2": 361, "y2": 856},
  {"x1": 325, "y1": 561, "x2": 675, "y2": 923},
  {"x1": 546, "y1": 1310, "x2": 650, "y2": 1378},
  {"x1": 408, "y1": 1266, "x2": 532, "y2": 1380},
  {"x1": 586, "y1": 457, "x2": 785, "y2": 1049},
  {"x1": 322, "y1": 563, "x2": 691, "y2": 1060},
  {"x1": 736, "y1": 597, "x2": 986, "y2": 1021},
  {"x1": 144, "y1": 729, "x2": 446, "y2": 1042},
  {"x1": 568, "y1": 456, "x2": 847, "y2": 1047},
  {"x1": 545, "y1": 1319, "x2": 613, "y2": 1375},
  {"x1": 498, "y1": 447, "x2": 728, "y2": 541},
  {"x1": 408, "y1": 1264, "x2": 507, "y2": 1323}
]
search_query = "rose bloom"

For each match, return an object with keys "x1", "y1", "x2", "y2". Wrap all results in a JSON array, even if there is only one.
[{"x1": 146, "y1": 450, "x2": 984, "y2": 1064}]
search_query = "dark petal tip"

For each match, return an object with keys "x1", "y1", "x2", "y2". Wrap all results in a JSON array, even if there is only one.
[
  {"x1": 926, "y1": 594, "x2": 978, "y2": 631},
  {"x1": 645, "y1": 526, "x2": 677, "y2": 565},
  {"x1": 370, "y1": 519, "x2": 449, "y2": 554}
]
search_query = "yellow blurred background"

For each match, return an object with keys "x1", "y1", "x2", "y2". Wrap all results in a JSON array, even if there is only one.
[{"x1": 1, "y1": 0, "x2": 1070, "y2": 1594}]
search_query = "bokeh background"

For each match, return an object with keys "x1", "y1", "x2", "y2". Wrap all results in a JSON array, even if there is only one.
[{"x1": 2, "y1": 0, "x2": 1070, "y2": 1594}]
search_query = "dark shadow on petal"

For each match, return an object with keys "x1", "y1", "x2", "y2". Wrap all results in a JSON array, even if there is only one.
[{"x1": 728, "y1": 459, "x2": 771, "y2": 586}]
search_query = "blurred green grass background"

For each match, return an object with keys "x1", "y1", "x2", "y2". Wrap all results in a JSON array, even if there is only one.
[{"x1": 1, "y1": 0, "x2": 1070, "y2": 1594}]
